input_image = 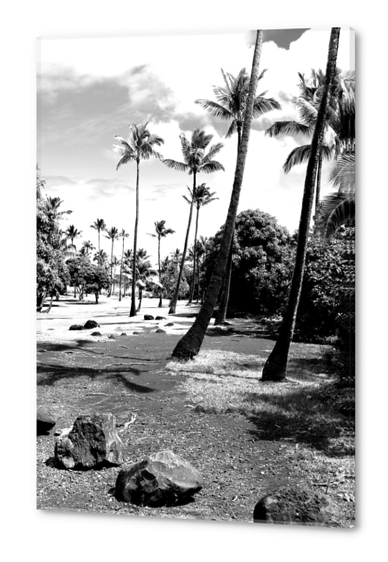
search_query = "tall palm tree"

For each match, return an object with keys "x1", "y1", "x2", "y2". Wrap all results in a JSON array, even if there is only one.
[
  {"x1": 105, "y1": 226, "x2": 119, "y2": 297},
  {"x1": 90, "y1": 219, "x2": 106, "y2": 266},
  {"x1": 262, "y1": 27, "x2": 341, "y2": 382},
  {"x1": 196, "y1": 68, "x2": 281, "y2": 324},
  {"x1": 65, "y1": 225, "x2": 82, "y2": 252},
  {"x1": 149, "y1": 220, "x2": 175, "y2": 307},
  {"x1": 171, "y1": 29, "x2": 264, "y2": 359},
  {"x1": 114, "y1": 123, "x2": 164, "y2": 316},
  {"x1": 134, "y1": 250, "x2": 159, "y2": 312},
  {"x1": 93, "y1": 249, "x2": 108, "y2": 269},
  {"x1": 183, "y1": 183, "x2": 218, "y2": 304},
  {"x1": 163, "y1": 129, "x2": 224, "y2": 314},
  {"x1": 118, "y1": 229, "x2": 130, "y2": 301},
  {"x1": 80, "y1": 240, "x2": 95, "y2": 259}
]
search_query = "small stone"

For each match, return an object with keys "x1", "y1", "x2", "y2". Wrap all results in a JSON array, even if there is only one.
[
  {"x1": 91, "y1": 331, "x2": 101, "y2": 336},
  {"x1": 69, "y1": 324, "x2": 84, "y2": 331},
  {"x1": 165, "y1": 323, "x2": 174, "y2": 327},
  {"x1": 37, "y1": 406, "x2": 56, "y2": 435},
  {"x1": 155, "y1": 329, "x2": 166, "y2": 334},
  {"x1": 144, "y1": 315, "x2": 154, "y2": 320},
  {"x1": 108, "y1": 334, "x2": 115, "y2": 339},
  {"x1": 83, "y1": 320, "x2": 100, "y2": 330},
  {"x1": 120, "y1": 333, "x2": 127, "y2": 336},
  {"x1": 155, "y1": 316, "x2": 166, "y2": 320}
]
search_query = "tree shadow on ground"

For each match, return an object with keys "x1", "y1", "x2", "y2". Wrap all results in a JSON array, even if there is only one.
[
  {"x1": 37, "y1": 363, "x2": 157, "y2": 393},
  {"x1": 245, "y1": 383, "x2": 354, "y2": 458}
]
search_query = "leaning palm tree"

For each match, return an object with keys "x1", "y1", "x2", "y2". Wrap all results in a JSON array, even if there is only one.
[
  {"x1": 183, "y1": 183, "x2": 218, "y2": 304},
  {"x1": 114, "y1": 123, "x2": 164, "y2": 316},
  {"x1": 105, "y1": 226, "x2": 119, "y2": 297},
  {"x1": 163, "y1": 129, "x2": 224, "y2": 314},
  {"x1": 90, "y1": 219, "x2": 106, "y2": 265},
  {"x1": 196, "y1": 68, "x2": 280, "y2": 324},
  {"x1": 262, "y1": 27, "x2": 341, "y2": 382},
  {"x1": 118, "y1": 229, "x2": 130, "y2": 301},
  {"x1": 149, "y1": 220, "x2": 175, "y2": 307},
  {"x1": 171, "y1": 29, "x2": 264, "y2": 359}
]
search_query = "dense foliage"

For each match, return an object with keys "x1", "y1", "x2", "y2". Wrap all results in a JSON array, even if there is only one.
[
  {"x1": 206, "y1": 209, "x2": 295, "y2": 316},
  {"x1": 66, "y1": 257, "x2": 110, "y2": 303}
]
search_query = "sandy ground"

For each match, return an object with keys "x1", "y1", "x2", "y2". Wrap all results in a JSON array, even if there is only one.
[{"x1": 36, "y1": 294, "x2": 209, "y2": 345}]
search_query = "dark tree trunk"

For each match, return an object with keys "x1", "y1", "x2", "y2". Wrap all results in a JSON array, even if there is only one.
[
  {"x1": 169, "y1": 173, "x2": 197, "y2": 314},
  {"x1": 158, "y1": 237, "x2": 163, "y2": 307},
  {"x1": 137, "y1": 288, "x2": 143, "y2": 312},
  {"x1": 188, "y1": 203, "x2": 200, "y2": 305},
  {"x1": 95, "y1": 291, "x2": 99, "y2": 304},
  {"x1": 171, "y1": 30, "x2": 264, "y2": 359},
  {"x1": 215, "y1": 230, "x2": 234, "y2": 324},
  {"x1": 119, "y1": 237, "x2": 124, "y2": 302},
  {"x1": 262, "y1": 27, "x2": 341, "y2": 382},
  {"x1": 130, "y1": 159, "x2": 140, "y2": 317}
]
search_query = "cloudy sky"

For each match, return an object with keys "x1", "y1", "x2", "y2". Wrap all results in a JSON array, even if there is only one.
[{"x1": 37, "y1": 27, "x2": 354, "y2": 265}]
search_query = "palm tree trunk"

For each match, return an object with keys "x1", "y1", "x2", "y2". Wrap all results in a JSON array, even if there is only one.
[
  {"x1": 130, "y1": 160, "x2": 140, "y2": 317},
  {"x1": 214, "y1": 230, "x2": 234, "y2": 324},
  {"x1": 171, "y1": 30, "x2": 264, "y2": 359},
  {"x1": 158, "y1": 237, "x2": 163, "y2": 307},
  {"x1": 262, "y1": 27, "x2": 341, "y2": 382},
  {"x1": 169, "y1": 173, "x2": 197, "y2": 314},
  {"x1": 119, "y1": 238, "x2": 124, "y2": 302},
  {"x1": 188, "y1": 203, "x2": 200, "y2": 305},
  {"x1": 313, "y1": 152, "x2": 323, "y2": 231},
  {"x1": 137, "y1": 288, "x2": 143, "y2": 312},
  {"x1": 108, "y1": 240, "x2": 114, "y2": 297},
  {"x1": 98, "y1": 230, "x2": 101, "y2": 266},
  {"x1": 215, "y1": 130, "x2": 241, "y2": 324}
]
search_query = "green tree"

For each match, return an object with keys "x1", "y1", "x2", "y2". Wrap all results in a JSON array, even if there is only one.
[
  {"x1": 114, "y1": 123, "x2": 164, "y2": 317},
  {"x1": 171, "y1": 29, "x2": 265, "y2": 359},
  {"x1": 90, "y1": 218, "x2": 106, "y2": 266},
  {"x1": 80, "y1": 240, "x2": 95, "y2": 259},
  {"x1": 65, "y1": 224, "x2": 82, "y2": 253},
  {"x1": 149, "y1": 220, "x2": 175, "y2": 307},
  {"x1": 183, "y1": 184, "x2": 218, "y2": 304},
  {"x1": 163, "y1": 130, "x2": 224, "y2": 314},
  {"x1": 262, "y1": 27, "x2": 341, "y2": 382},
  {"x1": 196, "y1": 67, "x2": 281, "y2": 323},
  {"x1": 105, "y1": 226, "x2": 119, "y2": 296}
]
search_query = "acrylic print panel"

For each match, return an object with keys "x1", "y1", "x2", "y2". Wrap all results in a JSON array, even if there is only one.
[{"x1": 36, "y1": 28, "x2": 355, "y2": 527}]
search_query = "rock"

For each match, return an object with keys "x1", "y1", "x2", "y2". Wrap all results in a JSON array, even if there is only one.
[
  {"x1": 108, "y1": 334, "x2": 115, "y2": 339},
  {"x1": 69, "y1": 324, "x2": 84, "y2": 331},
  {"x1": 144, "y1": 315, "x2": 154, "y2": 320},
  {"x1": 120, "y1": 333, "x2": 127, "y2": 336},
  {"x1": 155, "y1": 329, "x2": 166, "y2": 334},
  {"x1": 37, "y1": 406, "x2": 56, "y2": 435},
  {"x1": 165, "y1": 323, "x2": 174, "y2": 327},
  {"x1": 91, "y1": 331, "x2": 102, "y2": 336},
  {"x1": 133, "y1": 331, "x2": 142, "y2": 335},
  {"x1": 253, "y1": 486, "x2": 337, "y2": 526},
  {"x1": 83, "y1": 320, "x2": 100, "y2": 329},
  {"x1": 115, "y1": 450, "x2": 203, "y2": 507},
  {"x1": 155, "y1": 316, "x2": 166, "y2": 320},
  {"x1": 54, "y1": 413, "x2": 124, "y2": 470}
]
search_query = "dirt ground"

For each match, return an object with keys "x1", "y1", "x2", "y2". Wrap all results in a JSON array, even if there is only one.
[{"x1": 36, "y1": 295, "x2": 355, "y2": 526}]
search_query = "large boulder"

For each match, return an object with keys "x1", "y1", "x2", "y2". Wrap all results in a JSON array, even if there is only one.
[
  {"x1": 83, "y1": 320, "x2": 100, "y2": 330},
  {"x1": 37, "y1": 406, "x2": 56, "y2": 435},
  {"x1": 115, "y1": 450, "x2": 203, "y2": 507},
  {"x1": 54, "y1": 413, "x2": 124, "y2": 470},
  {"x1": 253, "y1": 486, "x2": 337, "y2": 526}
]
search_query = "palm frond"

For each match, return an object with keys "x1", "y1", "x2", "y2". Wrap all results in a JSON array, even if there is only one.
[
  {"x1": 202, "y1": 142, "x2": 224, "y2": 163},
  {"x1": 200, "y1": 161, "x2": 225, "y2": 174},
  {"x1": 329, "y1": 152, "x2": 355, "y2": 194},
  {"x1": 195, "y1": 99, "x2": 233, "y2": 120},
  {"x1": 320, "y1": 192, "x2": 355, "y2": 237},
  {"x1": 162, "y1": 159, "x2": 188, "y2": 173},
  {"x1": 265, "y1": 121, "x2": 312, "y2": 138},
  {"x1": 252, "y1": 96, "x2": 281, "y2": 117}
]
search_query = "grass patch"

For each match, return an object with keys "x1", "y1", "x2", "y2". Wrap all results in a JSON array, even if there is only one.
[{"x1": 166, "y1": 348, "x2": 354, "y2": 456}]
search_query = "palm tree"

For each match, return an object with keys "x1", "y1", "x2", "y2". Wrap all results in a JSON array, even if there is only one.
[
  {"x1": 149, "y1": 220, "x2": 175, "y2": 307},
  {"x1": 171, "y1": 29, "x2": 264, "y2": 359},
  {"x1": 163, "y1": 129, "x2": 224, "y2": 314},
  {"x1": 93, "y1": 249, "x2": 108, "y2": 269},
  {"x1": 90, "y1": 219, "x2": 106, "y2": 265},
  {"x1": 183, "y1": 184, "x2": 218, "y2": 304},
  {"x1": 135, "y1": 250, "x2": 159, "y2": 312},
  {"x1": 65, "y1": 225, "x2": 82, "y2": 252},
  {"x1": 196, "y1": 68, "x2": 281, "y2": 324},
  {"x1": 118, "y1": 229, "x2": 130, "y2": 301},
  {"x1": 114, "y1": 123, "x2": 164, "y2": 317},
  {"x1": 261, "y1": 27, "x2": 341, "y2": 382},
  {"x1": 80, "y1": 240, "x2": 95, "y2": 259},
  {"x1": 105, "y1": 226, "x2": 119, "y2": 297}
]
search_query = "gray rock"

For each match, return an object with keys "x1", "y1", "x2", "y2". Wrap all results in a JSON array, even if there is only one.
[
  {"x1": 253, "y1": 486, "x2": 337, "y2": 526},
  {"x1": 155, "y1": 316, "x2": 166, "y2": 320},
  {"x1": 37, "y1": 406, "x2": 56, "y2": 435},
  {"x1": 91, "y1": 331, "x2": 101, "y2": 336},
  {"x1": 69, "y1": 324, "x2": 84, "y2": 331},
  {"x1": 155, "y1": 329, "x2": 166, "y2": 334},
  {"x1": 54, "y1": 413, "x2": 124, "y2": 470},
  {"x1": 144, "y1": 315, "x2": 154, "y2": 320},
  {"x1": 84, "y1": 320, "x2": 100, "y2": 329},
  {"x1": 115, "y1": 450, "x2": 203, "y2": 507},
  {"x1": 120, "y1": 332, "x2": 127, "y2": 336},
  {"x1": 108, "y1": 334, "x2": 115, "y2": 339},
  {"x1": 165, "y1": 323, "x2": 174, "y2": 327}
]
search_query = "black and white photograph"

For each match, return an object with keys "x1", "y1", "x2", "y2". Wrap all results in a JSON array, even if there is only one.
[{"x1": 36, "y1": 27, "x2": 355, "y2": 528}]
